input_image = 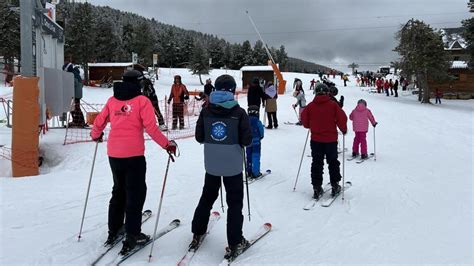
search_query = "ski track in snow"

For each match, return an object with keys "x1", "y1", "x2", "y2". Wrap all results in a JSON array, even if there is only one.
[{"x1": 1, "y1": 69, "x2": 473, "y2": 265}]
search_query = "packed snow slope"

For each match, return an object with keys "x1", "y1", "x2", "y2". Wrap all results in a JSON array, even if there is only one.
[{"x1": 1, "y1": 69, "x2": 473, "y2": 265}]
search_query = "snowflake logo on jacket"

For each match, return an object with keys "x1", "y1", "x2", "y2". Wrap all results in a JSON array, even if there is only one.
[{"x1": 210, "y1": 121, "x2": 228, "y2": 141}]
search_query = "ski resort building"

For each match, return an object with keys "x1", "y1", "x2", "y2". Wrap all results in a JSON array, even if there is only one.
[{"x1": 240, "y1": 65, "x2": 277, "y2": 91}]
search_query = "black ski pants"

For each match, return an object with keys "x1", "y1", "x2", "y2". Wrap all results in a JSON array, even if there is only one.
[
  {"x1": 310, "y1": 141, "x2": 342, "y2": 188},
  {"x1": 192, "y1": 172, "x2": 244, "y2": 246},
  {"x1": 266, "y1": 112, "x2": 278, "y2": 128},
  {"x1": 108, "y1": 156, "x2": 147, "y2": 236}
]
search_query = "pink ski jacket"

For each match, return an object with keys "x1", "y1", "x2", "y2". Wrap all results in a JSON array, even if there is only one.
[
  {"x1": 349, "y1": 104, "x2": 376, "y2": 132},
  {"x1": 91, "y1": 95, "x2": 170, "y2": 158}
]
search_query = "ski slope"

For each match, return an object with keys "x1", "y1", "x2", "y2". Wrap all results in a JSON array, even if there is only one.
[{"x1": 0, "y1": 69, "x2": 473, "y2": 265}]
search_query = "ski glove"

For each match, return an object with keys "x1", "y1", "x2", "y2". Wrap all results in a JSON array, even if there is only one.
[
  {"x1": 373, "y1": 122, "x2": 378, "y2": 127},
  {"x1": 166, "y1": 140, "x2": 178, "y2": 156},
  {"x1": 91, "y1": 132, "x2": 104, "y2": 143}
]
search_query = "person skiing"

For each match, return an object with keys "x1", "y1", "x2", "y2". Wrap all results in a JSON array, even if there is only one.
[
  {"x1": 204, "y1": 78, "x2": 214, "y2": 97},
  {"x1": 247, "y1": 77, "x2": 266, "y2": 109},
  {"x1": 167, "y1": 75, "x2": 189, "y2": 130},
  {"x1": 140, "y1": 75, "x2": 167, "y2": 131},
  {"x1": 376, "y1": 77, "x2": 383, "y2": 93},
  {"x1": 63, "y1": 62, "x2": 86, "y2": 128},
  {"x1": 292, "y1": 80, "x2": 306, "y2": 125},
  {"x1": 264, "y1": 80, "x2": 278, "y2": 129},
  {"x1": 389, "y1": 79, "x2": 394, "y2": 95},
  {"x1": 349, "y1": 99, "x2": 377, "y2": 159},
  {"x1": 246, "y1": 105, "x2": 264, "y2": 179},
  {"x1": 301, "y1": 83, "x2": 347, "y2": 199},
  {"x1": 435, "y1": 88, "x2": 443, "y2": 104},
  {"x1": 328, "y1": 86, "x2": 344, "y2": 108},
  {"x1": 189, "y1": 74, "x2": 252, "y2": 260},
  {"x1": 343, "y1": 74, "x2": 349, "y2": 87},
  {"x1": 393, "y1": 79, "x2": 399, "y2": 97},
  {"x1": 90, "y1": 70, "x2": 177, "y2": 254},
  {"x1": 384, "y1": 79, "x2": 390, "y2": 96}
]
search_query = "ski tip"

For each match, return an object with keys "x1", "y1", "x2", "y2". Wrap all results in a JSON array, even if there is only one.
[
  {"x1": 345, "y1": 181, "x2": 353, "y2": 186},
  {"x1": 263, "y1": 223, "x2": 272, "y2": 230},
  {"x1": 266, "y1": 169, "x2": 271, "y2": 173},
  {"x1": 171, "y1": 219, "x2": 181, "y2": 225},
  {"x1": 143, "y1": 209, "x2": 152, "y2": 214},
  {"x1": 212, "y1": 211, "x2": 221, "y2": 217}
]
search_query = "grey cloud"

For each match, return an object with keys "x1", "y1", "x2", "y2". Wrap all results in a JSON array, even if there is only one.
[{"x1": 87, "y1": 0, "x2": 471, "y2": 71}]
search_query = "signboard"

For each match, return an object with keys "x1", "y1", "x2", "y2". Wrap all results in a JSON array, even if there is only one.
[
  {"x1": 153, "y1": 53, "x2": 158, "y2": 65},
  {"x1": 33, "y1": 10, "x2": 64, "y2": 42},
  {"x1": 132, "y1": 52, "x2": 138, "y2": 64}
]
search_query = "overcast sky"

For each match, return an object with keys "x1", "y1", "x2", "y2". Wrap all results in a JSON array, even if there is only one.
[{"x1": 86, "y1": 0, "x2": 471, "y2": 71}]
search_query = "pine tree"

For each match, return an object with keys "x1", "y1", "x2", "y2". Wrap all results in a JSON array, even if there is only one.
[
  {"x1": 394, "y1": 19, "x2": 450, "y2": 103},
  {"x1": 253, "y1": 40, "x2": 268, "y2": 65},
  {"x1": 208, "y1": 39, "x2": 225, "y2": 68},
  {"x1": 276, "y1": 45, "x2": 289, "y2": 68},
  {"x1": 93, "y1": 15, "x2": 121, "y2": 62},
  {"x1": 461, "y1": 18, "x2": 474, "y2": 67},
  {"x1": 241, "y1": 40, "x2": 254, "y2": 65},
  {"x1": 188, "y1": 41, "x2": 209, "y2": 85},
  {"x1": 223, "y1": 44, "x2": 233, "y2": 69},
  {"x1": 0, "y1": 0, "x2": 20, "y2": 73}
]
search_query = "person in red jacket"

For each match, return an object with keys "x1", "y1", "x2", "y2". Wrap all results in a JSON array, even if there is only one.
[
  {"x1": 167, "y1": 75, "x2": 189, "y2": 130},
  {"x1": 301, "y1": 83, "x2": 348, "y2": 199},
  {"x1": 383, "y1": 79, "x2": 390, "y2": 96},
  {"x1": 90, "y1": 70, "x2": 177, "y2": 254},
  {"x1": 376, "y1": 78, "x2": 383, "y2": 93}
]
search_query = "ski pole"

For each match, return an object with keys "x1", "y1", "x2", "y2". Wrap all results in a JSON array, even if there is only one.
[
  {"x1": 373, "y1": 126, "x2": 377, "y2": 161},
  {"x1": 242, "y1": 148, "x2": 251, "y2": 222},
  {"x1": 293, "y1": 130, "x2": 309, "y2": 191},
  {"x1": 77, "y1": 141, "x2": 99, "y2": 242},
  {"x1": 342, "y1": 134, "x2": 346, "y2": 201},
  {"x1": 220, "y1": 177, "x2": 225, "y2": 213},
  {"x1": 148, "y1": 155, "x2": 172, "y2": 262},
  {"x1": 293, "y1": 105, "x2": 299, "y2": 121}
]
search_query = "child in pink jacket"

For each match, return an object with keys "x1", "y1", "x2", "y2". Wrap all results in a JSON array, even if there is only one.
[
  {"x1": 349, "y1": 99, "x2": 377, "y2": 159},
  {"x1": 90, "y1": 70, "x2": 177, "y2": 254}
]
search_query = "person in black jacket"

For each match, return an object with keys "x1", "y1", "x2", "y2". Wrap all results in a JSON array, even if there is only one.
[
  {"x1": 190, "y1": 74, "x2": 252, "y2": 261},
  {"x1": 328, "y1": 86, "x2": 344, "y2": 108},
  {"x1": 141, "y1": 77, "x2": 167, "y2": 131},
  {"x1": 247, "y1": 77, "x2": 265, "y2": 108}
]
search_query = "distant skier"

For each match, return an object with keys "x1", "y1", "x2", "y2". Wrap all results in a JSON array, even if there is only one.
[
  {"x1": 393, "y1": 79, "x2": 399, "y2": 97},
  {"x1": 376, "y1": 77, "x2": 383, "y2": 93},
  {"x1": 301, "y1": 83, "x2": 347, "y2": 199},
  {"x1": 349, "y1": 99, "x2": 377, "y2": 159},
  {"x1": 141, "y1": 75, "x2": 167, "y2": 131},
  {"x1": 195, "y1": 78, "x2": 214, "y2": 108},
  {"x1": 264, "y1": 80, "x2": 278, "y2": 129},
  {"x1": 63, "y1": 62, "x2": 86, "y2": 128},
  {"x1": 167, "y1": 75, "x2": 189, "y2": 130},
  {"x1": 384, "y1": 79, "x2": 390, "y2": 96},
  {"x1": 90, "y1": 70, "x2": 177, "y2": 254},
  {"x1": 246, "y1": 105, "x2": 265, "y2": 179},
  {"x1": 247, "y1": 77, "x2": 266, "y2": 109},
  {"x1": 190, "y1": 74, "x2": 252, "y2": 261},
  {"x1": 292, "y1": 80, "x2": 306, "y2": 125},
  {"x1": 389, "y1": 79, "x2": 394, "y2": 95},
  {"x1": 328, "y1": 86, "x2": 344, "y2": 108},
  {"x1": 435, "y1": 88, "x2": 443, "y2": 104},
  {"x1": 343, "y1": 74, "x2": 349, "y2": 87}
]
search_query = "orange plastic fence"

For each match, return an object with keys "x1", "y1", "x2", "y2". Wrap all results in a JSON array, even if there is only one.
[{"x1": 11, "y1": 76, "x2": 39, "y2": 177}]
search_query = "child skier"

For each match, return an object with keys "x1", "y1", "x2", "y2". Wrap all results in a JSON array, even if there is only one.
[
  {"x1": 246, "y1": 105, "x2": 264, "y2": 179},
  {"x1": 349, "y1": 99, "x2": 377, "y2": 159},
  {"x1": 167, "y1": 75, "x2": 189, "y2": 130},
  {"x1": 292, "y1": 81, "x2": 306, "y2": 125},
  {"x1": 264, "y1": 80, "x2": 278, "y2": 129},
  {"x1": 301, "y1": 83, "x2": 347, "y2": 199},
  {"x1": 190, "y1": 74, "x2": 252, "y2": 260},
  {"x1": 90, "y1": 70, "x2": 177, "y2": 254}
]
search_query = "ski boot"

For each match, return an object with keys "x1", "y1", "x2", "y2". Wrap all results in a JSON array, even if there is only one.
[
  {"x1": 104, "y1": 227, "x2": 125, "y2": 246},
  {"x1": 313, "y1": 186, "x2": 324, "y2": 200},
  {"x1": 331, "y1": 183, "x2": 342, "y2": 197},
  {"x1": 361, "y1": 154, "x2": 368, "y2": 159},
  {"x1": 352, "y1": 152, "x2": 359, "y2": 158},
  {"x1": 159, "y1": 124, "x2": 168, "y2": 132},
  {"x1": 119, "y1": 233, "x2": 150, "y2": 255},
  {"x1": 224, "y1": 237, "x2": 250, "y2": 260},
  {"x1": 188, "y1": 234, "x2": 204, "y2": 250}
]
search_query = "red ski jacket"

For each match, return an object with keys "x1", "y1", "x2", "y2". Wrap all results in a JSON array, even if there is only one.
[{"x1": 301, "y1": 95, "x2": 347, "y2": 143}]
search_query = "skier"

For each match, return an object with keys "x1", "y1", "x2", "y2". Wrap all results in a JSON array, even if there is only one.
[
  {"x1": 349, "y1": 99, "x2": 377, "y2": 159},
  {"x1": 435, "y1": 88, "x2": 443, "y2": 104},
  {"x1": 167, "y1": 75, "x2": 189, "y2": 130},
  {"x1": 190, "y1": 74, "x2": 252, "y2": 260},
  {"x1": 90, "y1": 70, "x2": 177, "y2": 254},
  {"x1": 140, "y1": 75, "x2": 167, "y2": 131},
  {"x1": 247, "y1": 77, "x2": 266, "y2": 109},
  {"x1": 389, "y1": 79, "x2": 394, "y2": 95},
  {"x1": 328, "y1": 86, "x2": 344, "y2": 108},
  {"x1": 292, "y1": 80, "x2": 306, "y2": 125},
  {"x1": 301, "y1": 83, "x2": 347, "y2": 199},
  {"x1": 343, "y1": 74, "x2": 349, "y2": 87},
  {"x1": 376, "y1": 77, "x2": 383, "y2": 93},
  {"x1": 246, "y1": 105, "x2": 265, "y2": 179},
  {"x1": 63, "y1": 62, "x2": 86, "y2": 128},
  {"x1": 384, "y1": 79, "x2": 390, "y2": 96},
  {"x1": 393, "y1": 79, "x2": 399, "y2": 97},
  {"x1": 204, "y1": 78, "x2": 214, "y2": 97},
  {"x1": 264, "y1": 80, "x2": 278, "y2": 129}
]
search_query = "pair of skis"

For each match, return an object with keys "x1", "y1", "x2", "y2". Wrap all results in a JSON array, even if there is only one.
[
  {"x1": 177, "y1": 211, "x2": 272, "y2": 266},
  {"x1": 303, "y1": 181, "x2": 352, "y2": 210},
  {"x1": 347, "y1": 153, "x2": 375, "y2": 164},
  {"x1": 91, "y1": 210, "x2": 180, "y2": 265}
]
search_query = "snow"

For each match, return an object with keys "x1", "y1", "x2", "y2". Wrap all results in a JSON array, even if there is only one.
[
  {"x1": 240, "y1": 65, "x2": 276, "y2": 72},
  {"x1": 88, "y1": 62, "x2": 134, "y2": 67},
  {"x1": 1, "y1": 69, "x2": 473, "y2": 265}
]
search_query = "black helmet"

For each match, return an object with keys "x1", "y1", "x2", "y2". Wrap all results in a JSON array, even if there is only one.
[
  {"x1": 247, "y1": 105, "x2": 259, "y2": 116},
  {"x1": 215, "y1": 74, "x2": 237, "y2": 94},
  {"x1": 314, "y1": 83, "x2": 329, "y2": 95},
  {"x1": 123, "y1": 70, "x2": 143, "y2": 84},
  {"x1": 329, "y1": 86, "x2": 338, "y2": 96}
]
